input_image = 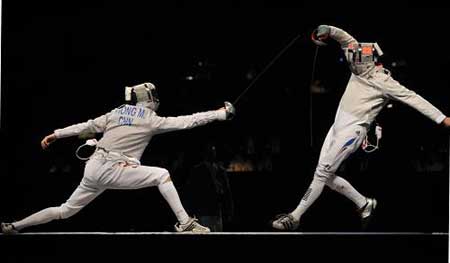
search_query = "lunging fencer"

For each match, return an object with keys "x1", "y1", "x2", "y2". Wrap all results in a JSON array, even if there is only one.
[
  {"x1": 271, "y1": 25, "x2": 450, "y2": 231},
  {"x1": 1, "y1": 82, "x2": 235, "y2": 234}
]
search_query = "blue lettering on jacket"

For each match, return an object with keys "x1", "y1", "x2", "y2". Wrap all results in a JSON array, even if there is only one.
[
  {"x1": 115, "y1": 105, "x2": 146, "y2": 126},
  {"x1": 117, "y1": 105, "x2": 137, "y2": 117},
  {"x1": 118, "y1": 116, "x2": 133, "y2": 126},
  {"x1": 137, "y1": 108, "x2": 145, "y2": 118}
]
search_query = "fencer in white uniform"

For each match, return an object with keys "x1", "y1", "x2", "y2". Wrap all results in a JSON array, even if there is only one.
[
  {"x1": 271, "y1": 25, "x2": 450, "y2": 231},
  {"x1": 1, "y1": 82, "x2": 236, "y2": 233}
]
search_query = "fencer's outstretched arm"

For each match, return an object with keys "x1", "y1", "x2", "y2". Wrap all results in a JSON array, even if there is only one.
[
  {"x1": 152, "y1": 108, "x2": 228, "y2": 135},
  {"x1": 41, "y1": 113, "x2": 110, "y2": 149},
  {"x1": 381, "y1": 81, "x2": 448, "y2": 125},
  {"x1": 54, "y1": 114, "x2": 109, "y2": 138},
  {"x1": 316, "y1": 25, "x2": 358, "y2": 48}
]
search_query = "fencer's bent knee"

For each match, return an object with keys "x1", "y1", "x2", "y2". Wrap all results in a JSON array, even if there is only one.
[
  {"x1": 162, "y1": 175, "x2": 172, "y2": 184},
  {"x1": 158, "y1": 168, "x2": 171, "y2": 185},
  {"x1": 314, "y1": 164, "x2": 334, "y2": 182}
]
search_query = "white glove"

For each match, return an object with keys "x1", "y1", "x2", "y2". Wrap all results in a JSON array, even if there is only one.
[{"x1": 224, "y1": 101, "x2": 236, "y2": 120}]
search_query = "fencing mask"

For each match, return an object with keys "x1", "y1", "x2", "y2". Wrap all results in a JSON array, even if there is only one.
[{"x1": 125, "y1": 82, "x2": 160, "y2": 111}]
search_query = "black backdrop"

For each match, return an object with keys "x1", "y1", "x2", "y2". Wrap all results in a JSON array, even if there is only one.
[{"x1": 1, "y1": 2, "x2": 448, "y2": 233}]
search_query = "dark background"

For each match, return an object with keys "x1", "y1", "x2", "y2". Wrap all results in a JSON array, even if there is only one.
[{"x1": 1, "y1": 2, "x2": 448, "y2": 233}]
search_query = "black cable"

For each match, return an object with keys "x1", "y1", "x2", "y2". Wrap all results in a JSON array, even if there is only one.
[{"x1": 232, "y1": 34, "x2": 302, "y2": 105}]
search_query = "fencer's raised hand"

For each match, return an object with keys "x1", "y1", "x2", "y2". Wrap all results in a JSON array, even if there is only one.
[
  {"x1": 312, "y1": 25, "x2": 330, "y2": 46},
  {"x1": 441, "y1": 117, "x2": 450, "y2": 129},
  {"x1": 41, "y1": 133, "x2": 57, "y2": 150},
  {"x1": 316, "y1": 25, "x2": 331, "y2": 40}
]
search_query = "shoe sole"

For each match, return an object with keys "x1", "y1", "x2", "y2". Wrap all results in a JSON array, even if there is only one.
[
  {"x1": 270, "y1": 220, "x2": 300, "y2": 231},
  {"x1": 361, "y1": 199, "x2": 378, "y2": 231}
]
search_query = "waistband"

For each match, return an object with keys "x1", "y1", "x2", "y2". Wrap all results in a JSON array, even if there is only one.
[{"x1": 92, "y1": 147, "x2": 140, "y2": 165}]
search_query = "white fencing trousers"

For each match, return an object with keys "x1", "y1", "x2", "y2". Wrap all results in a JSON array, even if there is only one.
[
  {"x1": 314, "y1": 124, "x2": 367, "y2": 182},
  {"x1": 13, "y1": 153, "x2": 170, "y2": 230},
  {"x1": 291, "y1": 124, "x2": 368, "y2": 220}
]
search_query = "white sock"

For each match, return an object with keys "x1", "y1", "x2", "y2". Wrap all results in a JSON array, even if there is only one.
[
  {"x1": 158, "y1": 181, "x2": 190, "y2": 224},
  {"x1": 13, "y1": 207, "x2": 61, "y2": 231},
  {"x1": 327, "y1": 176, "x2": 366, "y2": 209},
  {"x1": 291, "y1": 177, "x2": 326, "y2": 220}
]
